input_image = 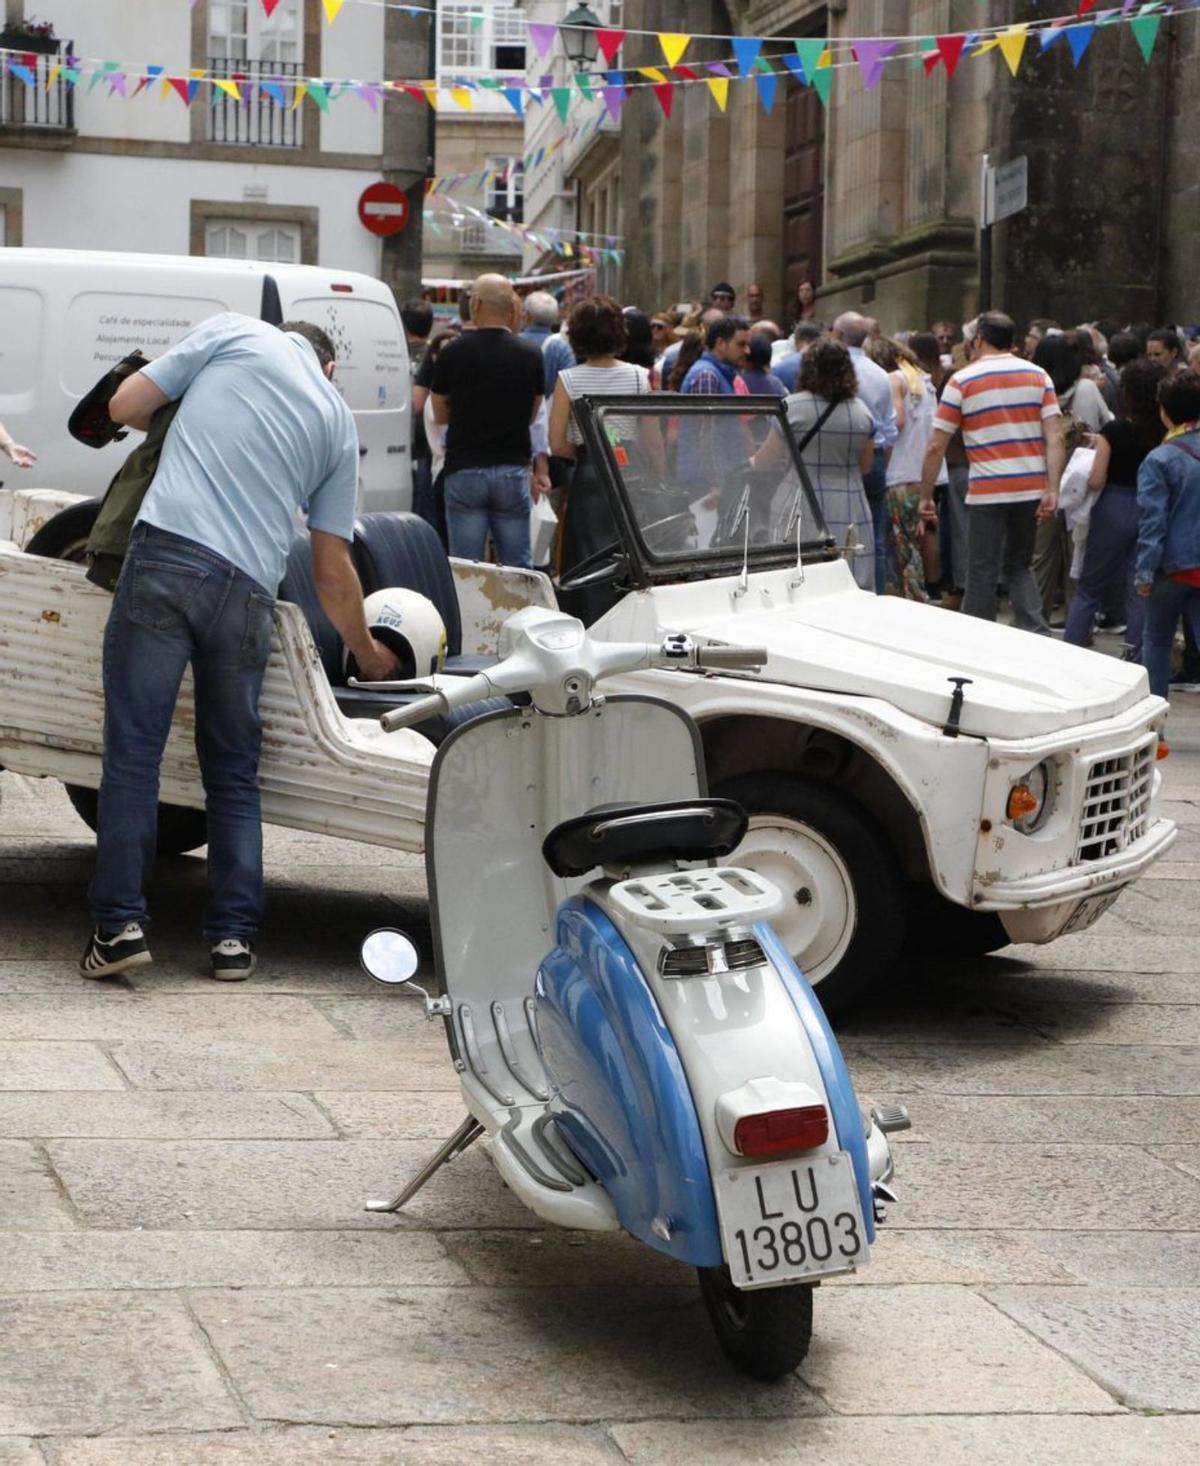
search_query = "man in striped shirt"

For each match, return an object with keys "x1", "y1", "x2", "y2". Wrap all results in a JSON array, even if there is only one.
[{"x1": 918, "y1": 311, "x2": 1064, "y2": 632}]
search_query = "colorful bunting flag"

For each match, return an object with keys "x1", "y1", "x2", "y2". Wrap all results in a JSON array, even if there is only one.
[
  {"x1": 166, "y1": 75, "x2": 193, "y2": 105},
  {"x1": 501, "y1": 85, "x2": 524, "y2": 116},
  {"x1": 754, "y1": 70, "x2": 777, "y2": 113},
  {"x1": 1064, "y1": 23, "x2": 1095, "y2": 65},
  {"x1": 307, "y1": 79, "x2": 331, "y2": 111},
  {"x1": 212, "y1": 77, "x2": 240, "y2": 100},
  {"x1": 449, "y1": 84, "x2": 472, "y2": 110},
  {"x1": 936, "y1": 35, "x2": 967, "y2": 77},
  {"x1": 529, "y1": 23, "x2": 558, "y2": 58},
  {"x1": 601, "y1": 83, "x2": 625, "y2": 122},
  {"x1": 652, "y1": 81, "x2": 673, "y2": 117},
  {"x1": 595, "y1": 29, "x2": 625, "y2": 65},
  {"x1": 854, "y1": 40, "x2": 896, "y2": 90},
  {"x1": 793, "y1": 38, "x2": 825, "y2": 86},
  {"x1": 705, "y1": 75, "x2": 729, "y2": 111},
  {"x1": 998, "y1": 25, "x2": 1029, "y2": 76},
  {"x1": 262, "y1": 0, "x2": 284, "y2": 16},
  {"x1": 732, "y1": 37, "x2": 762, "y2": 76},
  {"x1": 657, "y1": 33, "x2": 690, "y2": 68},
  {"x1": 550, "y1": 86, "x2": 571, "y2": 123},
  {"x1": 1130, "y1": 11, "x2": 1162, "y2": 61},
  {"x1": 321, "y1": 0, "x2": 345, "y2": 23}
]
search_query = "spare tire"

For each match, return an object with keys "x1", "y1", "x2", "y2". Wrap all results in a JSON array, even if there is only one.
[
  {"x1": 23, "y1": 497, "x2": 102, "y2": 563},
  {"x1": 25, "y1": 499, "x2": 209, "y2": 858}
]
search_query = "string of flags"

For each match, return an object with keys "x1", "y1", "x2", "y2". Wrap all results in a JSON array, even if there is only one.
[
  {"x1": 423, "y1": 191, "x2": 623, "y2": 265},
  {"x1": 0, "y1": 2, "x2": 1180, "y2": 123}
]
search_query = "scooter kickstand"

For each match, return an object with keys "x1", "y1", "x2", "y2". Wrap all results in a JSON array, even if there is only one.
[{"x1": 365, "y1": 1115, "x2": 485, "y2": 1213}]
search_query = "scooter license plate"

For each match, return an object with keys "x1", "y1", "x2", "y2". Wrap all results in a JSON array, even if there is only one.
[{"x1": 713, "y1": 1153, "x2": 868, "y2": 1290}]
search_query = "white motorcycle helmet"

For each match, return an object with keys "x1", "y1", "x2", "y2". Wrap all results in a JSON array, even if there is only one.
[{"x1": 350, "y1": 587, "x2": 448, "y2": 681}]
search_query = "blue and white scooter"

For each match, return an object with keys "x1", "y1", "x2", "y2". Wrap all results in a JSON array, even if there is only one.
[{"x1": 359, "y1": 606, "x2": 909, "y2": 1380}]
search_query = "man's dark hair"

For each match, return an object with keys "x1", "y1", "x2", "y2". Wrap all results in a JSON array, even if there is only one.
[
  {"x1": 975, "y1": 311, "x2": 1016, "y2": 351},
  {"x1": 1148, "y1": 326, "x2": 1183, "y2": 359},
  {"x1": 1033, "y1": 334, "x2": 1081, "y2": 398},
  {"x1": 798, "y1": 340, "x2": 859, "y2": 404},
  {"x1": 567, "y1": 295, "x2": 627, "y2": 360},
  {"x1": 1108, "y1": 331, "x2": 1140, "y2": 369},
  {"x1": 1095, "y1": 318, "x2": 1122, "y2": 346},
  {"x1": 1119, "y1": 359, "x2": 1167, "y2": 449},
  {"x1": 710, "y1": 281, "x2": 736, "y2": 300},
  {"x1": 280, "y1": 321, "x2": 335, "y2": 369},
  {"x1": 400, "y1": 299, "x2": 433, "y2": 340},
  {"x1": 745, "y1": 332, "x2": 773, "y2": 371},
  {"x1": 1158, "y1": 368, "x2": 1200, "y2": 425},
  {"x1": 705, "y1": 314, "x2": 747, "y2": 350},
  {"x1": 793, "y1": 320, "x2": 822, "y2": 347}
]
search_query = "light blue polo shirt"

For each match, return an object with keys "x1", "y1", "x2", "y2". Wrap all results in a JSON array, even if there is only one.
[{"x1": 136, "y1": 313, "x2": 358, "y2": 592}]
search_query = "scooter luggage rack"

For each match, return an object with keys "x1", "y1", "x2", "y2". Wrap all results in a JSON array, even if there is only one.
[{"x1": 607, "y1": 866, "x2": 783, "y2": 936}]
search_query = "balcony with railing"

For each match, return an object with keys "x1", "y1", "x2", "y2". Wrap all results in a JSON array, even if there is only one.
[
  {"x1": 206, "y1": 57, "x2": 303, "y2": 148},
  {"x1": 0, "y1": 37, "x2": 75, "y2": 140}
]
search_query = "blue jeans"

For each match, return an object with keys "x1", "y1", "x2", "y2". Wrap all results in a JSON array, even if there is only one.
[
  {"x1": 89, "y1": 524, "x2": 273, "y2": 940},
  {"x1": 862, "y1": 446, "x2": 888, "y2": 594},
  {"x1": 1063, "y1": 486, "x2": 1144, "y2": 653},
  {"x1": 445, "y1": 465, "x2": 532, "y2": 568},
  {"x1": 1142, "y1": 577, "x2": 1200, "y2": 699}
]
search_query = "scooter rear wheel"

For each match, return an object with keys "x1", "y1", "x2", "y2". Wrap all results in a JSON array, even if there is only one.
[{"x1": 697, "y1": 1264, "x2": 813, "y2": 1381}]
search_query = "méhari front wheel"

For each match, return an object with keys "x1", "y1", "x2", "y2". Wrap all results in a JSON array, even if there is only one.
[{"x1": 697, "y1": 1264, "x2": 814, "y2": 1381}]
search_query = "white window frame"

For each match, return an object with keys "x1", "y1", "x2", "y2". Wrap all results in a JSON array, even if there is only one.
[
  {"x1": 208, "y1": 0, "x2": 303, "y2": 64},
  {"x1": 204, "y1": 219, "x2": 302, "y2": 264},
  {"x1": 487, "y1": 158, "x2": 524, "y2": 223},
  {"x1": 438, "y1": 4, "x2": 526, "y2": 78}
]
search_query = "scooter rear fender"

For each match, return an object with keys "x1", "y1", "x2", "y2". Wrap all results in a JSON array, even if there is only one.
[{"x1": 535, "y1": 896, "x2": 724, "y2": 1268}]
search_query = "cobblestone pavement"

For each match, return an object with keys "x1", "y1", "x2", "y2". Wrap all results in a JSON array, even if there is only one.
[{"x1": 1, "y1": 699, "x2": 1198, "y2": 1464}]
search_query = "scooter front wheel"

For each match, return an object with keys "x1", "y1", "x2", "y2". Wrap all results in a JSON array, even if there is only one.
[{"x1": 697, "y1": 1264, "x2": 813, "y2": 1381}]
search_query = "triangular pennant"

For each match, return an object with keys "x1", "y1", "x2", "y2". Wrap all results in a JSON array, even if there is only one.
[
  {"x1": 673, "y1": 64, "x2": 699, "y2": 81},
  {"x1": 421, "y1": 81, "x2": 439, "y2": 109},
  {"x1": 261, "y1": 80, "x2": 285, "y2": 106},
  {"x1": 657, "y1": 33, "x2": 690, "y2": 68},
  {"x1": 706, "y1": 75, "x2": 729, "y2": 111},
  {"x1": 46, "y1": 63, "x2": 60, "y2": 89},
  {"x1": 62, "y1": 66, "x2": 81, "y2": 87},
  {"x1": 574, "y1": 71, "x2": 593, "y2": 100},
  {"x1": 1077, "y1": 0, "x2": 1098, "y2": 13},
  {"x1": 706, "y1": 61, "x2": 733, "y2": 78},
  {"x1": 354, "y1": 81, "x2": 379, "y2": 110},
  {"x1": 262, "y1": 0, "x2": 284, "y2": 16},
  {"x1": 501, "y1": 86, "x2": 524, "y2": 116},
  {"x1": 638, "y1": 66, "x2": 666, "y2": 83},
  {"x1": 1040, "y1": 26, "x2": 1065, "y2": 51},
  {"x1": 923, "y1": 50, "x2": 941, "y2": 77},
  {"x1": 601, "y1": 84, "x2": 624, "y2": 122},
  {"x1": 212, "y1": 77, "x2": 241, "y2": 100},
  {"x1": 166, "y1": 75, "x2": 193, "y2": 104},
  {"x1": 754, "y1": 70, "x2": 777, "y2": 114},
  {"x1": 1130, "y1": 13, "x2": 1162, "y2": 62},
  {"x1": 528, "y1": 23, "x2": 558, "y2": 58},
  {"x1": 731, "y1": 37, "x2": 762, "y2": 76},
  {"x1": 1064, "y1": 23, "x2": 1095, "y2": 65},
  {"x1": 936, "y1": 35, "x2": 967, "y2": 76},
  {"x1": 595, "y1": 29, "x2": 625, "y2": 65},
  {"x1": 550, "y1": 86, "x2": 571, "y2": 122},
  {"x1": 449, "y1": 84, "x2": 473, "y2": 110},
  {"x1": 997, "y1": 25, "x2": 1028, "y2": 76},
  {"x1": 652, "y1": 81, "x2": 674, "y2": 117},
  {"x1": 854, "y1": 40, "x2": 896, "y2": 90},
  {"x1": 8, "y1": 62, "x2": 35, "y2": 87},
  {"x1": 810, "y1": 68, "x2": 832, "y2": 105},
  {"x1": 307, "y1": 80, "x2": 330, "y2": 111},
  {"x1": 780, "y1": 55, "x2": 806, "y2": 86},
  {"x1": 321, "y1": 0, "x2": 345, "y2": 23},
  {"x1": 793, "y1": 38, "x2": 825, "y2": 85}
]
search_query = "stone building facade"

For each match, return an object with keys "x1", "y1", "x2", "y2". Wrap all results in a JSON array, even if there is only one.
[{"x1": 613, "y1": 0, "x2": 1199, "y2": 331}]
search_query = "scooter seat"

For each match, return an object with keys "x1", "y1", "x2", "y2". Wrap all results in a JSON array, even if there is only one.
[{"x1": 542, "y1": 798, "x2": 748, "y2": 878}]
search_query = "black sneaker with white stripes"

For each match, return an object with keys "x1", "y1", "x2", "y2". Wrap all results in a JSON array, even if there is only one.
[
  {"x1": 79, "y1": 922, "x2": 152, "y2": 979},
  {"x1": 210, "y1": 938, "x2": 256, "y2": 981}
]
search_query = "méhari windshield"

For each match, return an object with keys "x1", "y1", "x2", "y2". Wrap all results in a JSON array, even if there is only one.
[{"x1": 572, "y1": 395, "x2": 835, "y2": 586}]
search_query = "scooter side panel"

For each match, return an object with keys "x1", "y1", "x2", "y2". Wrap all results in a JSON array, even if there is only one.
[
  {"x1": 536, "y1": 896, "x2": 723, "y2": 1268},
  {"x1": 753, "y1": 921, "x2": 876, "y2": 1243}
]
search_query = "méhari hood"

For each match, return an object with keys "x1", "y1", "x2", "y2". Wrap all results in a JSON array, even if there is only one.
[{"x1": 608, "y1": 563, "x2": 1150, "y2": 740}]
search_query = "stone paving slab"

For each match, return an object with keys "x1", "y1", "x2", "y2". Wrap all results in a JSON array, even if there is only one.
[
  {"x1": 314, "y1": 1091, "x2": 473, "y2": 1140},
  {"x1": 928, "y1": 957, "x2": 1200, "y2": 1004},
  {"x1": 852, "y1": 1041, "x2": 1200, "y2": 1094},
  {"x1": 0, "y1": 1444, "x2": 40, "y2": 1466},
  {"x1": 0, "y1": 1142, "x2": 77, "y2": 1232},
  {"x1": 798, "y1": 1284, "x2": 1115, "y2": 1415},
  {"x1": 47, "y1": 1138, "x2": 541, "y2": 1231},
  {"x1": 1021, "y1": 1230, "x2": 1200, "y2": 1286},
  {"x1": 188, "y1": 1286, "x2": 826, "y2": 1425},
  {"x1": 890, "y1": 1141, "x2": 1200, "y2": 1230},
  {"x1": 611, "y1": 1416, "x2": 1200, "y2": 1466},
  {"x1": 0, "y1": 1090, "x2": 336, "y2": 1140},
  {"x1": 0, "y1": 1291, "x2": 242, "y2": 1435},
  {"x1": 52, "y1": 1425, "x2": 619, "y2": 1466},
  {"x1": 0, "y1": 1041, "x2": 124, "y2": 1091},
  {"x1": 987, "y1": 1286, "x2": 1200, "y2": 1410},
  {"x1": 1007, "y1": 928, "x2": 1200, "y2": 973},
  {"x1": 997, "y1": 1001, "x2": 1200, "y2": 1046},
  {"x1": 889, "y1": 1091, "x2": 1200, "y2": 1143},
  {"x1": 0, "y1": 992, "x2": 342, "y2": 1044},
  {"x1": 1150, "y1": 1143, "x2": 1200, "y2": 1180},
  {"x1": 105, "y1": 1038, "x2": 455, "y2": 1093},
  {"x1": 0, "y1": 1230, "x2": 466, "y2": 1292}
]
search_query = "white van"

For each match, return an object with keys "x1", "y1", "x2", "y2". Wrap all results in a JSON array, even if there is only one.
[{"x1": 0, "y1": 248, "x2": 411, "y2": 514}]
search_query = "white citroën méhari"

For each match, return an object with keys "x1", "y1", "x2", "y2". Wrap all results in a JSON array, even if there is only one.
[{"x1": 0, "y1": 394, "x2": 1175, "y2": 1007}]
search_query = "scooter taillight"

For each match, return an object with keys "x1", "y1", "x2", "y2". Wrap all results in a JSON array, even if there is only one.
[{"x1": 734, "y1": 1106, "x2": 829, "y2": 1157}]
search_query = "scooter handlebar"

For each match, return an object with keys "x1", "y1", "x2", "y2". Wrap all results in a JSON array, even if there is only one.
[
  {"x1": 694, "y1": 644, "x2": 768, "y2": 671},
  {"x1": 380, "y1": 692, "x2": 453, "y2": 733}
]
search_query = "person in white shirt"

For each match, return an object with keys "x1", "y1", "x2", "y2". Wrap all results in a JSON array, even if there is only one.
[{"x1": 832, "y1": 312, "x2": 898, "y2": 593}]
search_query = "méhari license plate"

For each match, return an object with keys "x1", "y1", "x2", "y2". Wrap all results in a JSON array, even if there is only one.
[{"x1": 714, "y1": 1153, "x2": 868, "y2": 1290}]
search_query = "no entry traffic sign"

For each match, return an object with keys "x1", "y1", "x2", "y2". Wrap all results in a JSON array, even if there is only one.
[{"x1": 358, "y1": 182, "x2": 410, "y2": 237}]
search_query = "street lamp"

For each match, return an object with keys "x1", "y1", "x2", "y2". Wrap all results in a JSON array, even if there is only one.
[{"x1": 562, "y1": 2, "x2": 601, "y2": 70}]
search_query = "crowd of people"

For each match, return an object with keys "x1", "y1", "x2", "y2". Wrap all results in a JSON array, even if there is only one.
[{"x1": 404, "y1": 275, "x2": 1200, "y2": 704}]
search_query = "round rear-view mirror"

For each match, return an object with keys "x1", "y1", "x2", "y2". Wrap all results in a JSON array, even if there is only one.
[{"x1": 360, "y1": 928, "x2": 421, "y2": 986}]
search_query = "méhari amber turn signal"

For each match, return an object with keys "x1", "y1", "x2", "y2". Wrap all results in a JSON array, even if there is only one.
[{"x1": 1006, "y1": 784, "x2": 1041, "y2": 821}]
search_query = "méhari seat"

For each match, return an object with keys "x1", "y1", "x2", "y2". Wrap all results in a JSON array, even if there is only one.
[{"x1": 278, "y1": 511, "x2": 508, "y2": 743}]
